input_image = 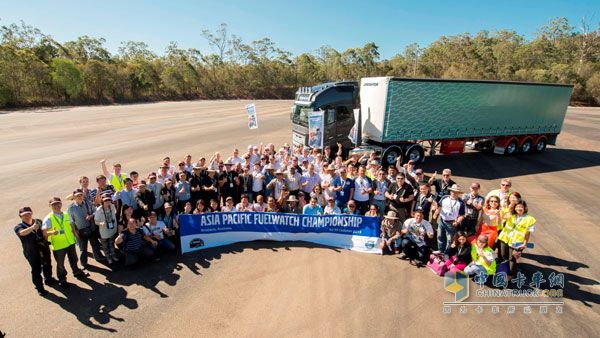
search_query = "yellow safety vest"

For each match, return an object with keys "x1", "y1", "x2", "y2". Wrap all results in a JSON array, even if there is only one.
[
  {"x1": 471, "y1": 245, "x2": 496, "y2": 275},
  {"x1": 47, "y1": 212, "x2": 76, "y2": 251},
  {"x1": 111, "y1": 173, "x2": 127, "y2": 192},
  {"x1": 498, "y1": 214, "x2": 536, "y2": 246}
]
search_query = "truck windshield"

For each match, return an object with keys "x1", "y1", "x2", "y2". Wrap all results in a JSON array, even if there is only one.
[{"x1": 292, "y1": 105, "x2": 313, "y2": 127}]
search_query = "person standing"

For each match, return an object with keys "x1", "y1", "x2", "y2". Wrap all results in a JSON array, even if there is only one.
[
  {"x1": 174, "y1": 171, "x2": 191, "y2": 212},
  {"x1": 371, "y1": 169, "x2": 388, "y2": 217},
  {"x1": 95, "y1": 195, "x2": 119, "y2": 264},
  {"x1": 15, "y1": 207, "x2": 57, "y2": 296},
  {"x1": 42, "y1": 197, "x2": 88, "y2": 288},
  {"x1": 433, "y1": 184, "x2": 465, "y2": 255},
  {"x1": 412, "y1": 183, "x2": 437, "y2": 222},
  {"x1": 147, "y1": 174, "x2": 164, "y2": 217},
  {"x1": 101, "y1": 159, "x2": 127, "y2": 192},
  {"x1": 486, "y1": 178, "x2": 513, "y2": 208},
  {"x1": 350, "y1": 165, "x2": 373, "y2": 215},
  {"x1": 497, "y1": 200, "x2": 536, "y2": 280},
  {"x1": 461, "y1": 182, "x2": 485, "y2": 235},
  {"x1": 428, "y1": 168, "x2": 456, "y2": 201},
  {"x1": 67, "y1": 189, "x2": 104, "y2": 267},
  {"x1": 135, "y1": 181, "x2": 155, "y2": 219},
  {"x1": 384, "y1": 173, "x2": 414, "y2": 222}
]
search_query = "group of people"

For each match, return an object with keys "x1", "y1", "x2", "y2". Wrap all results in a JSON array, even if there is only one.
[{"x1": 15, "y1": 142, "x2": 536, "y2": 296}]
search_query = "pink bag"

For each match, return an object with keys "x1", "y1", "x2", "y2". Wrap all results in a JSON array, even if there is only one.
[{"x1": 427, "y1": 253, "x2": 448, "y2": 276}]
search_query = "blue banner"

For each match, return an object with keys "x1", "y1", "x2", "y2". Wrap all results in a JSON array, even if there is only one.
[{"x1": 179, "y1": 212, "x2": 382, "y2": 254}]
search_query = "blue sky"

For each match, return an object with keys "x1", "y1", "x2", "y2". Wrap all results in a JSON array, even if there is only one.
[{"x1": 0, "y1": 0, "x2": 597, "y2": 59}]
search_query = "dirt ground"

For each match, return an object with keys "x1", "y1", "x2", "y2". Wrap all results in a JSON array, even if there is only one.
[{"x1": 0, "y1": 101, "x2": 598, "y2": 337}]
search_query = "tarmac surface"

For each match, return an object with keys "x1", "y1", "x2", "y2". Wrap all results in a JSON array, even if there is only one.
[{"x1": 0, "y1": 101, "x2": 599, "y2": 337}]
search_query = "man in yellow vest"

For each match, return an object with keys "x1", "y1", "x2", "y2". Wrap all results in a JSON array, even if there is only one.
[
  {"x1": 101, "y1": 159, "x2": 127, "y2": 192},
  {"x1": 42, "y1": 197, "x2": 89, "y2": 288}
]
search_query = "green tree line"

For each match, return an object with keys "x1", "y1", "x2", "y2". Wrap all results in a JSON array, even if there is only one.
[{"x1": 1, "y1": 18, "x2": 599, "y2": 108}]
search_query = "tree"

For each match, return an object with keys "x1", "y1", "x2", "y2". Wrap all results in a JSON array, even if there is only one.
[
  {"x1": 587, "y1": 73, "x2": 600, "y2": 104},
  {"x1": 50, "y1": 58, "x2": 83, "y2": 100}
]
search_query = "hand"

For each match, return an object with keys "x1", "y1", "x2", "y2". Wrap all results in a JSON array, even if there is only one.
[
  {"x1": 432, "y1": 171, "x2": 437, "y2": 179},
  {"x1": 450, "y1": 242, "x2": 456, "y2": 248},
  {"x1": 100, "y1": 159, "x2": 106, "y2": 164},
  {"x1": 144, "y1": 205, "x2": 148, "y2": 211}
]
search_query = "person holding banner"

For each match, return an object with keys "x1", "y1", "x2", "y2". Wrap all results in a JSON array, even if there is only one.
[
  {"x1": 303, "y1": 197, "x2": 323, "y2": 215},
  {"x1": 283, "y1": 195, "x2": 302, "y2": 214},
  {"x1": 323, "y1": 196, "x2": 342, "y2": 215}
]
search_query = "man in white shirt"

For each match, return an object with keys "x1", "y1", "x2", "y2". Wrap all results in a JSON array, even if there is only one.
[
  {"x1": 433, "y1": 184, "x2": 466, "y2": 255},
  {"x1": 399, "y1": 210, "x2": 434, "y2": 266},
  {"x1": 142, "y1": 212, "x2": 176, "y2": 252},
  {"x1": 350, "y1": 165, "x2": 372, "y2": 215}
]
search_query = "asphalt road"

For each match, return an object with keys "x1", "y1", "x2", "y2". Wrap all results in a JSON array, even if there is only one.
[{"x1": 1, "y1": 101, "x2": 599, "y2": 337}]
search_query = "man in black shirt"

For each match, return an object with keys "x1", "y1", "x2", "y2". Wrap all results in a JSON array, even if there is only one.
[
  {"x1": 14, "y1": 207, "x2": 57, "y2": 296},
  {"x1": 135, "y1": 181, "x2": 156, "y2": 219},
  {"x1": 385, "y1": 173, "x2": 415, "y2": 222},
  {"x1": 428, "y1": 168, "x2": 456, "y2": 201},
  {"x1": 189, "y1": 166, "x2": 205, "y2": 207},
  {"x1": 219, "y1": 160, "x2": 240, "y2": 204}
]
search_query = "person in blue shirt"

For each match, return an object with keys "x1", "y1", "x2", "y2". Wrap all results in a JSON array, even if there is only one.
[
  {"x1": 332, "y1": 167, "x2": 353, "y2": 209},
  {"x1": 303, "y1": 197, "x2": 323, "y2": 215}
]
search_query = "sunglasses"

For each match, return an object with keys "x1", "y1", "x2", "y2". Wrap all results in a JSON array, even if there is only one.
[
  {"x1": 478, "y1": 240, "x2": 487, "y2": 244},
  {"x1": 348, "y1": 205, "x2": 356, "y2": 208},
  {"x1": 443, "y1": 174, "x2": 450, "y2": 177},
  {"x1": 501, "y1": 184, "x2": 511, "y2": 186}
]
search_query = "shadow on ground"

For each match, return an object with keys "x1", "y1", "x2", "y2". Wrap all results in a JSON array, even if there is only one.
[
  {"x1": 41, "y1": 241, "x2": 340, "y2": 332},
  {"x1": 421, "y1": 148, "x2": 600, "y2": 179}
]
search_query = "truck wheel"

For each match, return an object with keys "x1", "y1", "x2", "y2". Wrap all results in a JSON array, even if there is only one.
[
  {"x1": 382, "y1": 146, "x2": 403, "y2": 167},
  {"x1": 504, "y1": 140, "x2": 518, "y2": 155},
  {"x1": 520, "y1": 139, "x2": 533, "y2": 154},
  {"x1": 534, "y1": 138, "x2": 547, "y2": 153},
  {"x1": 405, "y1": 144, "x2": 425, "y2": 164}
]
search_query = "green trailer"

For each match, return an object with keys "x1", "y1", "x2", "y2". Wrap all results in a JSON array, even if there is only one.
[{"x1": 291, "y1": 76, "x2": 573, "y2": 166}]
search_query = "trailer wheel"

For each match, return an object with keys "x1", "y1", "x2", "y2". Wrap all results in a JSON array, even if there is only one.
[
  {"x1": 382, "y1": 146, "x2": 403, "y2": 167},
  {"x1": 520, "y1": 139, "x2": 533, "y2": 154},
  {"x1": 405, "y1": 144, "x2": 425, "y2": 164},
  {"x1": 534, "y1": 138, "x2": 547, "y2": 153},
  {"x1": 504, "y1": 140, "x2": 518, "y2": 155}
]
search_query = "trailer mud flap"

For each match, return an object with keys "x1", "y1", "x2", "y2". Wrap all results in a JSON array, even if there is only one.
[{"x1": 493, "y1": 146, "x2": 505, "y2": 155}]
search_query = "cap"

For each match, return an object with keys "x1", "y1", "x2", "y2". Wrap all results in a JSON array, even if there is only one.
[
  {"x1": 224, "y1": 160, "x2": 233, "y2": 165},
  {"x1": 72, "y1": 189, "x2": 84, "y2": 196},
  {"x1": 48, "y1": 197, "x2": 62, "y2": 205},
  {"x1": 148, "y1": 173, "x2": 157, "y2": 178},
  {"x1": 138, "y1": 180, "x2": 147, "y2": 187},
  {"x1": 226, "y1": 196, "x2": 233, "y2": 201},
  {"x1": 19, "y1": 206, "x2": 33, "y2": 216},
  {"x1": 102, "y1": 195, "x2": 112, "y2": 202},
  {"x1": 449, "y1": 184, "x2": 462, "y2": 192},
  {"x1": 275, "y1": 170, "x2": 284, "y2": 175},
  {"x1": 178, "y1": 161, "x2": 185, "y2": 165},
  {"x1": 370, "y1": 160, "x2": 379, "y2": 166},
  {"x1": 408, "y1": 160, "x2": 415, "y2": 164},
  {"x1": 287, "y1": 195, "x2": 299, "y2": 203}
]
